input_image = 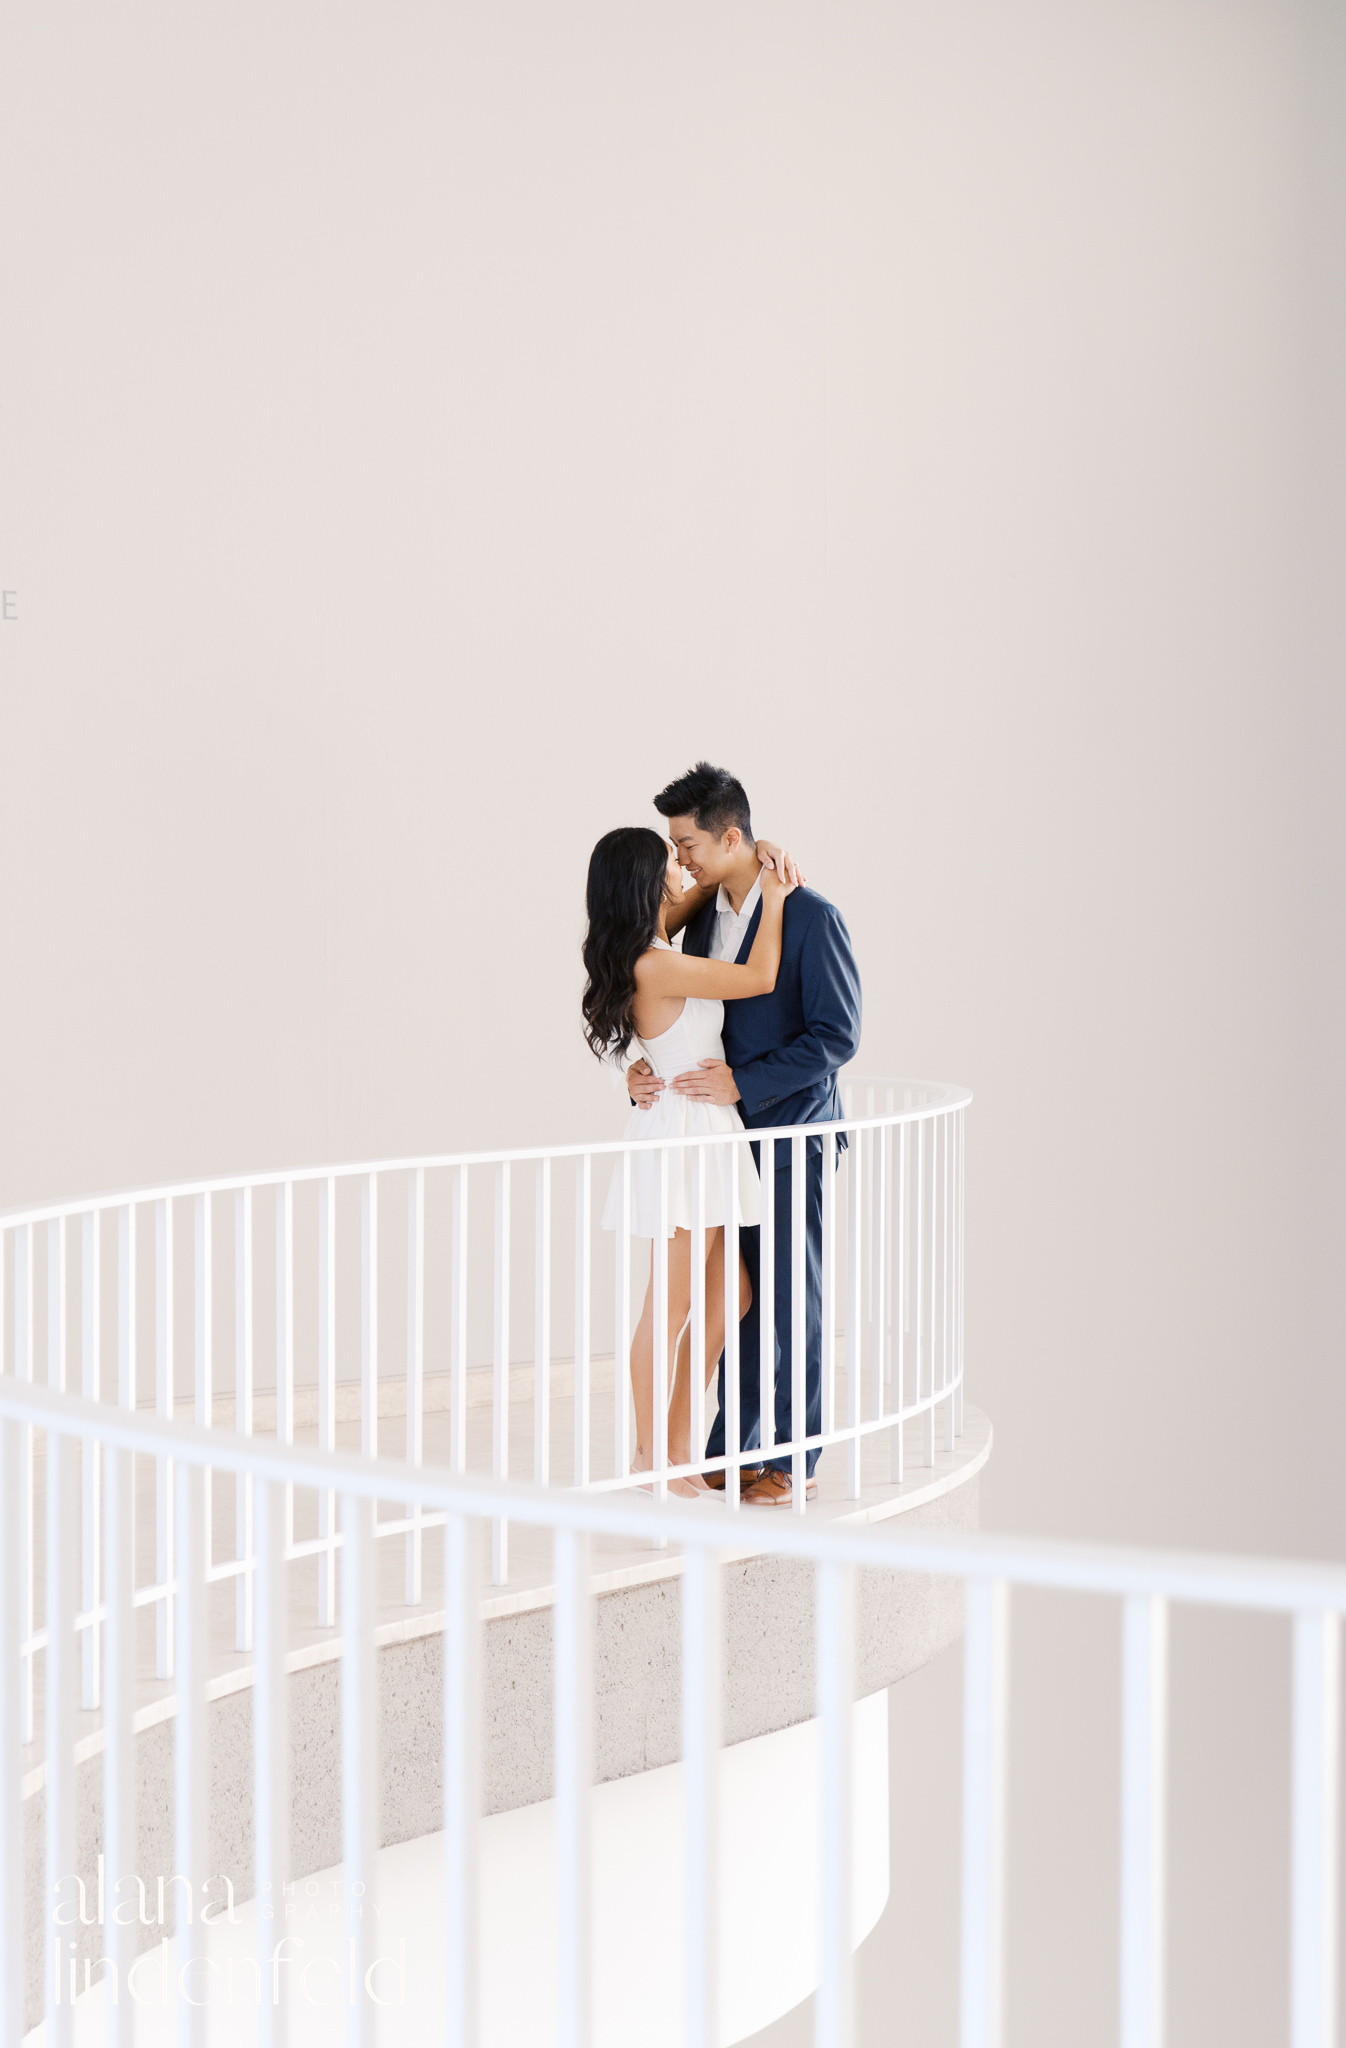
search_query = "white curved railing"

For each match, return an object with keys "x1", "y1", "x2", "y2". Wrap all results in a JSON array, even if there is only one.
[
  {"x1": 0, "y1": 1077, "x2": 967, "y2": 1732},
  {"x1": 1, "y1": 1379, "x2": 1342, "y2": 2048}
]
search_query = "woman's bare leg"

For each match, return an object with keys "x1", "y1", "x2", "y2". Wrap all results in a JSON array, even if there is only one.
[
  {"x1": 668, "y1": 1230, "x2": 752, "y2": 1473},
  {"x1": 628, "y1": 1231, "x2": 693, "y2": 1480}
]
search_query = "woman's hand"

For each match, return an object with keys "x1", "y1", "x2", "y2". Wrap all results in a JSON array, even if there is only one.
[
  {"x1": 756, "y1": 840, "x2": 806, "y2": 888},
  {"x1": 759, "y1": 859, "x2": 797, "y2": 905}
]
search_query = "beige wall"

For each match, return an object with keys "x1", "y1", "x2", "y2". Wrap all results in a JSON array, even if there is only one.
[{"x1": 1, "y1": 1, "x2": 1341, "y2": 2041}]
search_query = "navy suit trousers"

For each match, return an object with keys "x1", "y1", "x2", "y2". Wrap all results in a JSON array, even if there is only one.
[{"x1": 705, "y1": 1134, "x2": 826, "y2": 1478}]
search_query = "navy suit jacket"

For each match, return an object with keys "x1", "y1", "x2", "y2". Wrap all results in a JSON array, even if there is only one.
[{"x1": 683, "y1": 887, "x2": 862, "y2": 1136}]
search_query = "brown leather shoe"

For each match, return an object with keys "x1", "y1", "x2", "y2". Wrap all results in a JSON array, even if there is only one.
[
  {"x1": 702, "y1": 1464, "x2": 763, "y2": 1493},
  {"x1": 740, "y1": 1468, "x2": 818, "y2": 1507}
]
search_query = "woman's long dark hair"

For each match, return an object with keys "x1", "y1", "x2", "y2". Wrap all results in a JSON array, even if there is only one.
[{"x1": 581, "y1": 827, "x2": 670, "y2": 1062}]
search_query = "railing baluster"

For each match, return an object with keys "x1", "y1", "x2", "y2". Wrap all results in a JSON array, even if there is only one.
[
  {"x1": 194, "y1": 1196, "x2": 212, "y2": 1428},
  {"x1": 116, "y1": 1206, "x2": 136, "y2": 1721},
  {"x1": 913, "y1": 1124, "x2": 925, "y2": 1470},
  {"x1": 821, "y1": 1129, "x2": 837, "y2": 1442},
  {"x1": 361, "y1": 1172, "x2": 379, "y2": 1460},
  {"x1": 341, "y1": 1489, "x2": 378, "y2": 2048},
  {"x1": 690, "y1": 1145, "x2": 706, "y2": 1480},
  {"x1": 492, "y1": 1163, "x2": 510, "y2": 1584},
  {"x1": 407, "y1": 1168, "x2": 425, "y2": 1603},
  {"x1": 873, "y1": 1124, "x2": 886, "y2": 1433},
  {"x1": 926, "y1": 1119, "x2": 937, "y2": 1467},
  {"x1": 759, "y1": 1136, "x2": 775, "y2": 1460},
  {"x1": 653, "y1": 1149, "x2": 669, "y2": 1538},
  {"x1": 932, "y1": 1116, "x2": 941, "y2": 1436},
  {"x1": 17, "y1": 1223, "x2": 33, "y2": 1742},
  {"x1": 444, "y1": 1513, "x2": 483, "y2": 2048},
  {"x1": 353, "y1": 1236, "x2": 379, "y2": 2039},
  {"x1": 102, "y1": 1440, "x2": 136, "y2": 2048},
  {"x1": 174, "y1": 1456, "x2": 208, "y2": 2048},
  {"x1": 47, "y1": 1217, "x2": 66, "y2": 1391},
  {"x1": 724, "y1": 1147, "x2": 740, "y2": 1509},
  {"x1": 0, "y1": 1419, "x2": 20, "y2": 2048},
  {"x1": 318, "y1": 1175, "x2": 337, "y2": 1626},
  {"x1": 864, "y1": 1084, "x2": 876, "y2": 1332},
  {"x1": 235, "y1": 1187, "x2": 253, "y2": 1652},
  {"x1": 555, "y1": 1527, "x2": 593, "y2": 2048},
  {"x1": 45, "y1": 1222, "x2": 76, "y2": 1843},
  {"x1": 943, "y1": 1114, "x2": 955, "y2": 1452},
  {"x1": 885, "y1": 1088, "x2": 896, "y2": 1388},
  {"x1": 155, "y1": 1197, "x2": 174, "y2": 1678},
  {"x1": 535, "y1": 1159, "x2": 552, "y2": 1487},
  {"x1": 1120, "y1": 1594, "x2": 1168, "y2": 2048},
  {"x1": 451, "y1": 1164, "x2": 469, "y2": 1479},
  {"x1": 845, "y1": 1137, "x2": 862, "y2": 1501},
  {"x1": 1292, "y1": 1609, "x2": 1340, "y2": 2048},
  {"x1": 960, "y1": 1578, "x2": 1010, "y2": 2048},
  {"x1": 682, "y1": 1542, "x2": 720, "y2": 2048},
  {"x1": 957, "y1": 1110, "x2": 966, "y2": 1439},
  {"x1": 81, "y1": 1213, "x2": 101, "y2": 1708},
  {"x1": 614, "y1": 1153, "x2": 631, "y2": 1481},
  {"x1": 194, "y1": 1193, "x2": 213, "y2": 1641},
  {"x1": 791, "y1": 1134, "x2": 807, "y2": 1515},
  {"x1": 932, "y1": 1116, "x2": 941, "y2": 1447},
  {"x1": 816, "y1": 1557, "x2": 856, "y2": 2048},
  {"x1": 254, "y1": 1476, "x2": 290, "y2": 2048},
  {"x1": 277, "y1": 1181, "x2": 295, "y2": 1566},
  {"x1": 117, "y1": 1207, "x2": 134, "y2": 1411},
  {"x1": 44, "y1": 1424, "x2": 76, "y2": 2048},
  {"x1": 892, "y1": 1124, "x2": 906, "y2": 1483},
  {"x1": 574, "y1": 1155, "x2": 591, "y2": 1489}
]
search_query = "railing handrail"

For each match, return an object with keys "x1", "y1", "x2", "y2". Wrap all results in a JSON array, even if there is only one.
[
  {"x1": 7, "y1": 1377, "x2": 1345, "y2": 1618},
  {"x1": 0, "y1": 1078, "x2": 972, "y2": 1230}
]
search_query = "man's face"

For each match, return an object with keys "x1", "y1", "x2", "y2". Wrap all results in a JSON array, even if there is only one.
[{"x1": 665, "y1": 814, "x2": 740, "y2": 889}]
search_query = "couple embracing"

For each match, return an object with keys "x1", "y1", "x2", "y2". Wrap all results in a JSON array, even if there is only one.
[{"x1": 581, "y1": 762, "x2": 862, "y2": 1508}]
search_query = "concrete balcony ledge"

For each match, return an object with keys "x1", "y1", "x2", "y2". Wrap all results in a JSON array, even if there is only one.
[
  {"x1": 19, "y1": 1400, "x2": 990, "y2": 2027},
  {"x1": 161, "y1": 1357, "x2": 605, "y2": 1434}
]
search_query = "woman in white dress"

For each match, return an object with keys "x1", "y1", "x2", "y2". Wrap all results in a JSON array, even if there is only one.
[{"x1": 582, "y1": 827, "x2": 795, "y2": 1493}]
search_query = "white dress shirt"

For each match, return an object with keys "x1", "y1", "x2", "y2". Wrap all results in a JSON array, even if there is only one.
[{"x1": 711, "y1": 875, "x2": 762, "y2": 962}]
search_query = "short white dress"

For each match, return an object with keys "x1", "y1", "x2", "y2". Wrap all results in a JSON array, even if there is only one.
[{"x1": 601, "y1": 946, "x2": 761, "y2": 1240}]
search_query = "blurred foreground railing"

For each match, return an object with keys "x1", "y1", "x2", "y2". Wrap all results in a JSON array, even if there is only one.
[{"x1": 0, "y1": 1381, "x2": 1341, "y2": 2048}]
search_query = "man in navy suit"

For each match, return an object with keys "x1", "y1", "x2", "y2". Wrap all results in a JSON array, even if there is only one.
[{"x1": 627, "y1": 762, "x2": 862, "y2": 1507}]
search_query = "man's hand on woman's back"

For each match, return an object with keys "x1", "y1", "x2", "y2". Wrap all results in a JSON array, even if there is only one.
[{"x1": 627, "y1": 1059, "x2": 664, "y2": 1111}]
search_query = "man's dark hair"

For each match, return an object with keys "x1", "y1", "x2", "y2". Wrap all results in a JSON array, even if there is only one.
[{"x1": 653, "y1": 761, "x2": 754, "y2": 846}]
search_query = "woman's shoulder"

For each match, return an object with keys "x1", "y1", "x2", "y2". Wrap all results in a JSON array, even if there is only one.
[
  {"x1": 634, "y1": 935, "x2": 681, "y2": 975},
  {"x1": 633, "y1": 943, "x2": 664, "y2": 982}
]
